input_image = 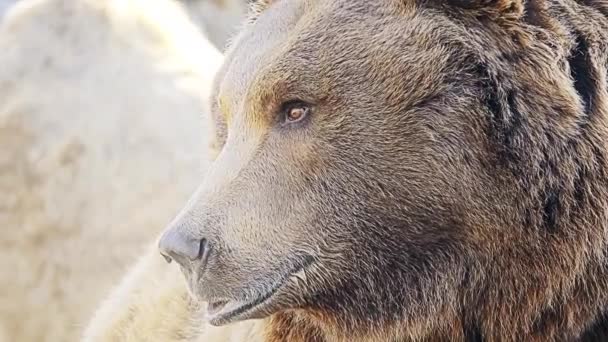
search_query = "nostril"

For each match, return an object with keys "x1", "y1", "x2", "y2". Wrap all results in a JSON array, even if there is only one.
[
  {"x1": 198, "y1": 239, "x2": 212, "y2": 269},
  {"x1": 197, "y1": 239, "x2": 207, "y2": 260},
  {"x1": 161, "y1": 252, "x2": 173, "y2": 264}
]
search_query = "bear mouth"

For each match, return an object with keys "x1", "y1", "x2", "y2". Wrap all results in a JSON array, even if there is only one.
[{"x1": 205, "y1": 257, "x2": 315, "y2": 326}]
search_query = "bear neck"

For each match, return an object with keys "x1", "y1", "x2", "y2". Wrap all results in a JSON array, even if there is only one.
[{"x1": 263, "y1": 304, "x2": 608, "y2": 341}]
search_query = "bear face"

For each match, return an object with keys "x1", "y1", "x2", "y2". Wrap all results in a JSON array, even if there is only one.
[
  {"x1": 165, "y1": 0, "x2": 486, "y2": 325},
  {"x1": 159, "y1": 0, "x2": 608, "y2": 340}
]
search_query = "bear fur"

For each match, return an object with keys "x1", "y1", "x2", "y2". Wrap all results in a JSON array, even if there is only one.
[
  {"x1": 83, "y1": 242, "x2": 267, "y2": 342},
  {"x1": 0, "y1": 0, "x2": 224, "y2": 340},
  {"x1": 87, "y1": 0, "x2": 608, "y2": 341}
]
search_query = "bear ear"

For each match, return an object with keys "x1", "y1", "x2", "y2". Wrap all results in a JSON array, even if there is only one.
[
  {"x1": 248, "y1": 0, "x2": 276, "y2": 20},
  {"x1": 443, "y1": 0, "x2": 525, "y2": 19}
]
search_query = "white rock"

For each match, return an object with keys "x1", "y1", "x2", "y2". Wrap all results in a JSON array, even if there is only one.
[
  {"x1": 0, "y1": 0, "x2": 17, "y2": 19},
  {"x1": 0, "y1": 0, "x2": 222, "y2": 341},
  {"x1": 184, "y1": 0, "x2": 247, "y2": 50}
]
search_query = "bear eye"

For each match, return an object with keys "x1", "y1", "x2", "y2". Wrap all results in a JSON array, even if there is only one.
[{"x1": 282, "y1": 101, "x2": 311, "y2": 125}]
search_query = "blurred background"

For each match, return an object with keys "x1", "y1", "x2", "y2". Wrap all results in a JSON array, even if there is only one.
[{"x1": 0, "y1": 0, "x2": 248, "y2": 341}]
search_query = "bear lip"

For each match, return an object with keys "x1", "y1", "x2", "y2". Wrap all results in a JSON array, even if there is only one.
[{"x1": 205, "y1": 257, "x2": 315, "y2": 326}]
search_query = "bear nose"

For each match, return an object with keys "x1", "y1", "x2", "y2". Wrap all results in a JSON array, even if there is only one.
[{"x1": 158, "y1": 228, "x2": 207, "y2": 266}]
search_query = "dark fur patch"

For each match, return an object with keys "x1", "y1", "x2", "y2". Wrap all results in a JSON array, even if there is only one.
[
  {"x1": 542, "y1": 189, "x2": 561, "y2": 233},
  {"x1": 470, "y1": 61, "x2": 522, "y2": 166},
  {"x1": 568, "y1": 34, "x2": 595, "y2": 114},
  {"x1": 579, "y1": 312, "x2": 608, "y2": 341},
  {"x1": 532, "y1": 304, "x2": 562, "y2": 337},
  {"x1": 522, "y1": 0, "x2": 549, "y2": 27},
  {"x1": 475, "y1": 62, "x2": 502, "y2": 119},
  {"x1": 464, "y1": 324, "x2": 484, "y2": 342}
]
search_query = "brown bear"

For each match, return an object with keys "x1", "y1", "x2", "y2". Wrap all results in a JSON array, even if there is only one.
[{"x1": 89, "y1": 0, "x2": 608, "y2": 341}]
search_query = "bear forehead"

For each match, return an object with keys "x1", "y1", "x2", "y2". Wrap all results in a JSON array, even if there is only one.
[
  {"x1": 217, "y1": 0, "x2": 308, "y2": 115},
  {"x1": 218, "y1": 0, "x2": 429, "y2": 120}
]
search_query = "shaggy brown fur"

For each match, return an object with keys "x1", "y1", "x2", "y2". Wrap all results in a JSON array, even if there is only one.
[{"x1": 157, "y1": 0, "x2": 608, "y2": 341}]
